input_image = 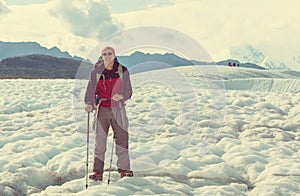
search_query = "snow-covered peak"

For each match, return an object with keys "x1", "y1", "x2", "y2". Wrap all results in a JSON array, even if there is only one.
[{"x1": 230, "y1": 44, "x2": 291, "y2": 70}]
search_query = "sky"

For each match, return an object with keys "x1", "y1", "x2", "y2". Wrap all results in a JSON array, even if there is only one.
[{"x1": 0, "y1": 0, "x2": 299, "y2": 70}]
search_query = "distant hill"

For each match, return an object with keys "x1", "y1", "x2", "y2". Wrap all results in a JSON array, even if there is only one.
[
  {"x1": 0, "y1": 52, "x2": 266, "y2": 79},
  {"x1": 118, "y1": 51, "x2": 193, "y2": 66},
  {"x1": 117, "y1": 51, "x2": 197, "y2": 73},
  {"x1": 0, "y1": 54, "x2": 92, "y2": 79},
  {"x1": 0, "y1": 41, "x2": 290, "y2": 72},
  {"x1": 0, "y1": 41, "x2": 84, "y2": 61},
  {"x1": 118, "y1": 52, "x2": 266, "y2": 71},
  {"x1": 215, "y1": 59, "x2": 266, "y2": 70}
]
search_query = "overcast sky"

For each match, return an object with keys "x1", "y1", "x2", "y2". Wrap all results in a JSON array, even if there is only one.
[{"x1": 0, "y1": 0, "x2": 299, "y2": 70}]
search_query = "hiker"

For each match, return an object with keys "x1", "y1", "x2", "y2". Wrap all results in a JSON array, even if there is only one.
[
  {"x1": 228, "y1": 62, "x2": 232, "y2": 67},
  {"x1": 84, "y1": 46, "x2": 133, "y2": 181}
]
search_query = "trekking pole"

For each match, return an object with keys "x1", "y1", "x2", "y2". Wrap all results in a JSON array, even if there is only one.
[
  {"x1": 107, "y1": 134, "x2": 115, "y2": 185},
  {"x1": 86, "y1": 112, "x2": 90, "y2": 189}
]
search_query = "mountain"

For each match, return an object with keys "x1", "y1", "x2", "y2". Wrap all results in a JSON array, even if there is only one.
[
  {"x1": 0, "y1": 41, "x2": 294, "y2": 71},
  {"x1": 0, "y1": 54, "x2": 92, "y2": 79},
  {"x1": 118, "y1": 51, "x2": 193, "y2": 66},
  {"x1": 0, "y1": 41, "x2": 84, "y2": 61},
  {"x1": 118, "y1": 51, "x2": 265, "y2": 71},
  {"x1": 0, "y1": 52, "x2": 266, "y2": 79},
  {"x1": 117, "y1": 51, "x2": 196, "y2": 73},
  {"x1": 190, "y1": 59, "x2": 266, "y2": 70},
  {"x1": 230, "y1": 44, "x2": 291, "y2": 70}
]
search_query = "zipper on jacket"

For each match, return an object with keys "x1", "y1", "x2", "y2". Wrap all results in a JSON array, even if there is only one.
[{"x1": 109, "y1": 77, "x2": 112, "y2": 99}]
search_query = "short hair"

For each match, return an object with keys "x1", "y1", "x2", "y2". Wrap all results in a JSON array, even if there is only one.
[{"x1": 101, "y1": 46, "x2": 115, "y2": 55}]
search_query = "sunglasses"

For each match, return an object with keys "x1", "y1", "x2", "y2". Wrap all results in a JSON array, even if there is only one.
[{"x1": 102, "y1": 52, "x2": 113, "y2": 56}]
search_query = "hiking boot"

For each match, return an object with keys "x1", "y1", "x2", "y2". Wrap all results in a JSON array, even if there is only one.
[
  {"x1": 118, "y1": 169, "x2": 133, "y2": 178},
  {"x1": 89, "y1": 172, "x2": 103, "y2": 181}
]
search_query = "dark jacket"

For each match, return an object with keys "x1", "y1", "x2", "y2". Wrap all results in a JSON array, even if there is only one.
[{"x1": 84, "y1": 58, "x2": 132, "y2": 108}]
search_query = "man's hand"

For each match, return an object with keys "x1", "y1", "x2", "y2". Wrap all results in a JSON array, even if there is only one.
[
  {"x1": 112, "y1": 94, "x2": 124, "y2": 102},
  {"x1": 85, "y1": 104, "x2": 93, "y2": 112}
]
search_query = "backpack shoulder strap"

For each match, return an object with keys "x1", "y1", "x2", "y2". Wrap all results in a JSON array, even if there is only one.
[
  {"x1": 118, "y1": 63, "x2": 124, "y2": 80},
  {"x1": 96, "y1": 73, "x2": 101, "y2": 82},
  {"x1": 95, "y1": 64, "x2": 105, "y2": 82}
]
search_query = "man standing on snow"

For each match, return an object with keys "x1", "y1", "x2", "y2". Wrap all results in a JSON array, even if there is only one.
[{"x1": 84, "y1": 46, "x2": 133, "y2": 181}]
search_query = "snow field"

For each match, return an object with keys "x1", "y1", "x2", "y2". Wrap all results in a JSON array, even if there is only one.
[{"x1": 0, "y1": 66, "x2": 299, "y2": 195}]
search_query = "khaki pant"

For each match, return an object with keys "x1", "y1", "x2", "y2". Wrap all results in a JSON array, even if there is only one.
[{"x1": 93, "y1": 106, "x2": 130, "y2": 173}]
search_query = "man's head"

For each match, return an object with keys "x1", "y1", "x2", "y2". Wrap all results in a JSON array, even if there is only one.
[{"x1": 101, "y1": 46, "x2": 116, "y2": 65}]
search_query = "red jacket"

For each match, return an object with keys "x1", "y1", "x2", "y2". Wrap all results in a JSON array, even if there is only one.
[{"x1": 85, "y1": 59, "x2": 132, "y2": 108}]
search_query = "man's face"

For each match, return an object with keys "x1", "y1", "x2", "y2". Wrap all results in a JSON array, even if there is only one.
[{"x1": 102, "y1": 49, "x2": 115, "y2": 64}]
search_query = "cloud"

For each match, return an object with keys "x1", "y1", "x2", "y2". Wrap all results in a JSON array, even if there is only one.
[
  {"x1": 49, "y1": 0, "x2": 122, "y2": 40},
  {"x1": 0, "y1": 0, "x2": 11, "y2": 15},
  {"x1": 6, "y1": 0, "x2": 49, "y2": 5},
  {"x1": 107, "y1": 0, "x2": 175, "y2": 13},
  {"x1": 1, "y1": 0, "x2": 299, "y2": 70},
  {"x1": 113, "y1": 0, "x2": 300, "y2": 70},
  {"x1": 145, "y1": 0, "x2": 175, "y2": 8}
]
